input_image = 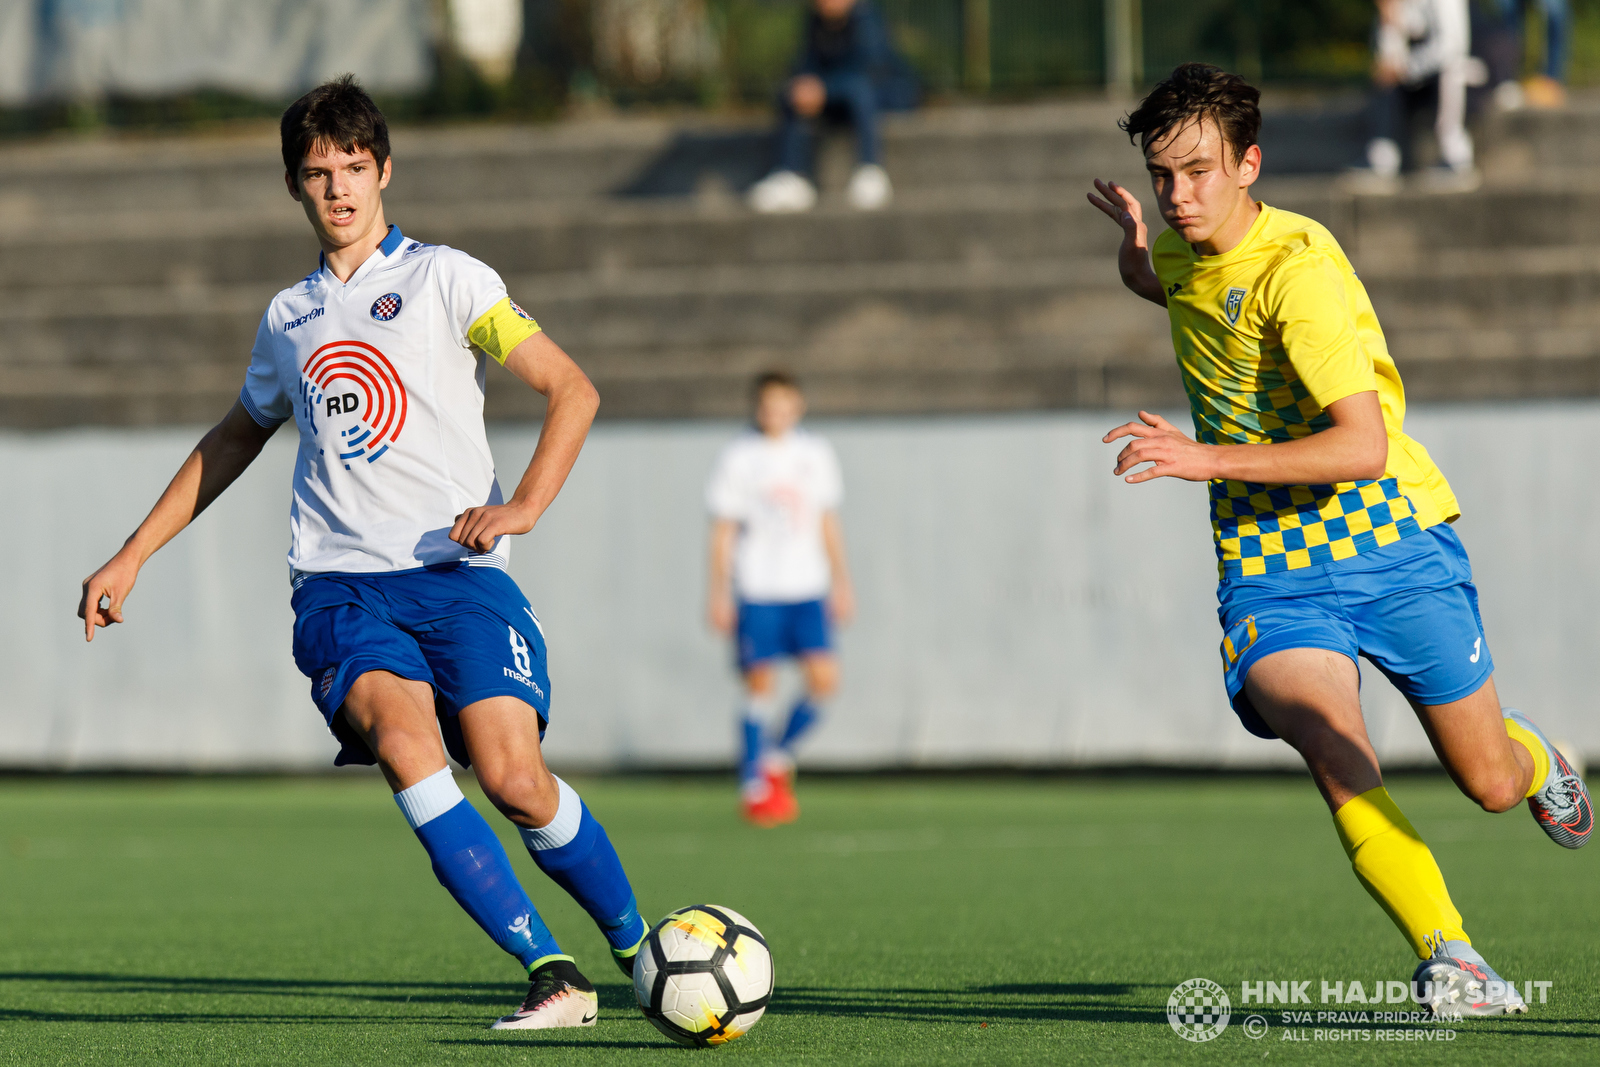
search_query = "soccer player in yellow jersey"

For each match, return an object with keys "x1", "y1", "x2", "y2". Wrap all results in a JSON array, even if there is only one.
[{"x1": 1088, "y1": 63, "x2": 1592, "y2": 1018}]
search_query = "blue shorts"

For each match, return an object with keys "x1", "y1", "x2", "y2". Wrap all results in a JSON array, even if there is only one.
[
  {"x1": 736, "y1": 599, "x2": 831, "y2": 672},
  {"x1": 1218, "y1": 523, "x2": 1493, "y2": 740},
  {"x1": 291, "y1": 564, "x2": 551, "y2": 767}
]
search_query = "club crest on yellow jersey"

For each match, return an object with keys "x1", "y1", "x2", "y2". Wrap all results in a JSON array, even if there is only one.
[{"x1": 1224, "y1": 286, "x2": 1247, "y2": 325}]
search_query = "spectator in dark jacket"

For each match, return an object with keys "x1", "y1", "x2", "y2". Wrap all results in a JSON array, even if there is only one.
[{"x1": 747, "y1": 0, "x2": 919, "y2": 213}]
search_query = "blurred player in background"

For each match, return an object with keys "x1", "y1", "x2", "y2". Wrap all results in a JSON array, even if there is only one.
[
  {"x1": 707, "y1": 372, "x2": 855, "y2": 826},
  {"x1": 77, "y1": 76, "x2": 646, "y2": 1030},
  {"x1": 1090, "y1": 63, "x2": 1590, "y2": 1018}
]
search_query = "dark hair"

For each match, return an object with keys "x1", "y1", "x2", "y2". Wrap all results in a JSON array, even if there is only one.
[
  {"x1": 280, "y1": 74, "x2": 391, "y2": 180},
  {"x1": 753, "y1": 370, "x2": 801, "y2": 398},
  {"x1": 1119, "y1": 63, "x2": 1261, "y2": 166}
]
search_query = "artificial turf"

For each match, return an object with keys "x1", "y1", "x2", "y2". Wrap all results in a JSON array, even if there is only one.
[{"x1": 0, "y1": 773, "x2": 1595, "y2": 1065}]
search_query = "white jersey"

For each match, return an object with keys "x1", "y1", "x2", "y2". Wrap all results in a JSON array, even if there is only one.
[
  {"x1": 706, "y1": 428, "x2": 842, "y2": 604},
  {"x1": 240, "y1": 226, "x2": 533, "y2": 580}
]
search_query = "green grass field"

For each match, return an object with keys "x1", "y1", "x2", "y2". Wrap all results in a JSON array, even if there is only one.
[{"x1": 1, "y1": 773, "x2": 1596, "y2": 1065}]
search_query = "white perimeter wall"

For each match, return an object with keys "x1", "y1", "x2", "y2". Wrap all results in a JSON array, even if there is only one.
[{"x1": 4, "y1": 403, "x2": 1596, "y2": 771}]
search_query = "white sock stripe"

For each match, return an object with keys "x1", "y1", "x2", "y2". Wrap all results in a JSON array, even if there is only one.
[
  {"x1": 393, "y1": 767, "x2": 465, "y2": 829},
  {"x1": 518, "y1": 776, "x2": 582, "y2": 851}
]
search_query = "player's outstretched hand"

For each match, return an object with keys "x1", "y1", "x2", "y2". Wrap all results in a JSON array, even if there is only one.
[
  {"x1": 1086, "y1": 179, "x2": 1167, "y2": 307},
  {"x1": 79, "y1": 552, "x2": 139, "y2": 643},
  {"x1": 1103, "y1": 411, "x2": 1218, "y2": 483},
  {"x1": 450, "y1": 503, "x2": 537, "y2": 554}
]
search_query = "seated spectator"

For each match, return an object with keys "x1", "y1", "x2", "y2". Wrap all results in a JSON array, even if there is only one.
[
  {"x1": 1490, "y1": 0, "x2": 1568, "y2": 109},
  {"x1": 1354, "y1": 0, "x2": 1481, "y2": 192},
  {"x1": 746, "y1": 0, "x2": 919, "y2": 214}
]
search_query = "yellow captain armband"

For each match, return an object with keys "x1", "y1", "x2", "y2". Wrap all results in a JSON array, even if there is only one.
[{"x1": 467, "y1": 296, "x2": 542, "y2": 365}]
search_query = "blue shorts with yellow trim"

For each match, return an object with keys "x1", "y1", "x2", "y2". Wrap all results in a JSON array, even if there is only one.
[
  {"x1": 290, "y1": 564, "x2": 550, "y2": 767},
  {"x1": 1217, "y1": 523, "x2": 1493, "y2": 739}
]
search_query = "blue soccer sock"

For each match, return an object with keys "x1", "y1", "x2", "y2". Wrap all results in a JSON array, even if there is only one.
[
  {"x1": 739, "y1": 690, "x2": 783, "y2": 799},
  {"x1": 395, "y1": 767, "x2": 565, "y2": 972},
  {"x1": 519, "y1": 777, "x2": 647, "y2": 956},
  {"x1": 740, "y1": 715, "x2": 765, "y2": 795},
  {"x1": 778, "y1": 697, "x2": 822, "y2": 753}
]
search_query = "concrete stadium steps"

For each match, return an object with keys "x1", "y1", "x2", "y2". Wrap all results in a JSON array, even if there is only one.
[{"x1": 4, "y1": 98, "x2": 1600, "y2": 427}]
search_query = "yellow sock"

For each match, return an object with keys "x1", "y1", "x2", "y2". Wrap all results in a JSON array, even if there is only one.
[
  {"x1": 1332, "y1": 787, "x2": 1468, "y2": 959},
  {"x1": 1503, "y1": 717, "x2": 1549, "y2": 799}
]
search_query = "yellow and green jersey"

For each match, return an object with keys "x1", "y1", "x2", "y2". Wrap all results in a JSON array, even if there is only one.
[{"x1": 1152, "y1": 203, "x2": 1459, "y2": 578}]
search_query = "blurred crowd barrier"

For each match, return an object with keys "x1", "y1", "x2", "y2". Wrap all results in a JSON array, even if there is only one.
[
  {"x1": 5, "y1": 404, "x2": 1598, "y2": 772},
  {"x1": 4, "y1": 0, "x2": 1592, "y2": 131},
  {"x1": 0, "y1": 0, "x2": 1385, "y2": 128},
  {"x1": 0, "y1": 0, "x2": 432, "y2": 106}
]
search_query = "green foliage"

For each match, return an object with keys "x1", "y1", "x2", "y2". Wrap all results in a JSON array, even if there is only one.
[
  {"x1": 1144, "y1": 0, "x2": 1373, "y2": 86},
  {"x1": 711, "y1": 0, "x2": 806, "y2": 101},
  {"x1": 1, "y1": 774, "x2": 1597, "y2": 1064}
]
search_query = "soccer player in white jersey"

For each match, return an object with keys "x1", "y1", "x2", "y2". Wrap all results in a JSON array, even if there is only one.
[
  {"x1": 76, "y1": 77, "x2": 646, "y2": 1030},
  {"x1": 706, "y1": 372, "x2": 855, "y2": 826}
]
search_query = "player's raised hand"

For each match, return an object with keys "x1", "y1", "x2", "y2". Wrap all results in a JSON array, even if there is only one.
[
  {"x1": 1103, "y1": 410, "x2": 1218, "y2": 483},
  {"x1": 78, "y1": 552, "x2": 139, "y2": 642},
  {"x1": 449, "y1": 503, "x2": 537, "y2": 554},
  {"x1": 1086, "y1": 179, "x2": 1167, "y2": 307}
]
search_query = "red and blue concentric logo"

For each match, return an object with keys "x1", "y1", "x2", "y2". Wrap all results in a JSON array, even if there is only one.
[
  {"x1": 302, "y1": 340, "x2": 408, "y2": 469},
  {"x1": 370, "y1": 293, "x2": 402, "y2": 321}
]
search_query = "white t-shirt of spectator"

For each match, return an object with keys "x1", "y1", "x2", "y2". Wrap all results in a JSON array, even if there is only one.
[
  {"x1": 240, "y1": 226, "x2": 529, "y2": 581},
  {"x1": 706, "y1": 428, "x2": 843, "y2": 604}
]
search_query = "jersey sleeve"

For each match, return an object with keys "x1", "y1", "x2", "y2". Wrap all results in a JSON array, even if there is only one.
[
  {"x1": 239, "y1": 310, "x2": 292, "y2": 427},
  {"x1": 706, "y1": 446, "x2": 747, "y2": 520},
  {"x1": 1264, "y1": 249, "x2": 1378, "y2": 410},
  {"x1": 435, "y1": 248, "x2": 542, "y2": 365}
]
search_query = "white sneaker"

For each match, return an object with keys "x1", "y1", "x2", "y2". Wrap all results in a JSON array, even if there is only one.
[
  {"x1": 747, "y1": 170, "x2": 817, "y2": 214},
  {"x1": 846, "y1": 164, "x2": 892, "y2": 211},
  {"x1": 489, "y1": 959, "x2": 598, "y2": 1029}
]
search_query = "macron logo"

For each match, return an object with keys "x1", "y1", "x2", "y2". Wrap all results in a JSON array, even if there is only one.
[
  {"x1": 503, "y1": 667, "x2": 546, "y2": 700},
  {"x1": 285, "y1": 306, "x2": 325, "y2": 333}
]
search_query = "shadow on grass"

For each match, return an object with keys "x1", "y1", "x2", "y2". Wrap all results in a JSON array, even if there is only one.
[
  {"x1": 40, "y1": 972, "x2": 1594, "y2": 1039},
  {"x1": 442, "y1": 1038, "x2": 684, "y2": 1050},
  {"x1": 0, "y1": 971, "x2": 637, "y2": 1023},
  {"x1": 765, "y1": 982, "x2": 1171, "y2": 1026},
  {"x1": 0, "y1": 971, "x2": 1174, "y2": 1027}
]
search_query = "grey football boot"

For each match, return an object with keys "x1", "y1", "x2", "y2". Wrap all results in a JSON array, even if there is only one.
[
  {"x1": 1412, "y1": 932, "x2": 1528, "y2": 1019},
  {"x1": 1504, "y1": 708, "x2": 1592, "y2": 849}
]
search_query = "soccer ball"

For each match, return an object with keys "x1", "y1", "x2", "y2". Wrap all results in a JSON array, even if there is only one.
[{"x1": 633, "y1": 905, "x2": 773, "y2": 1047}]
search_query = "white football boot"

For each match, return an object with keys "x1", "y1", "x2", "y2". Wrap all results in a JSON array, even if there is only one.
[{"x1": 489, "y1": 959, "x2": 598, "y2": 1029}]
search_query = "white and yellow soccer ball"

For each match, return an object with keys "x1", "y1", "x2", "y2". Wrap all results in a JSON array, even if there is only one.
[{"x1": 633, "y1": 905, "x2": 773, "y2": 1047}]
